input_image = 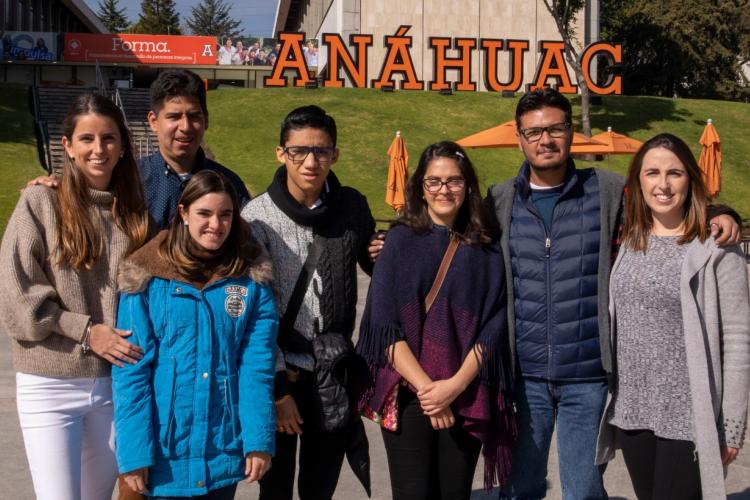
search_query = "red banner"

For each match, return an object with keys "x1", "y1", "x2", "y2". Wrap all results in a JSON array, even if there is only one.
[{"x1": 63, "y1": 33, "x2": 217, "y2": 65}]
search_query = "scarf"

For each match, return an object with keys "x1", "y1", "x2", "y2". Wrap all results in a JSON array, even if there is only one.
[
  {"x1": 356, "y1": 223, "x2": 516, "y2": 490},
  {"x1": 266, "y1": 166, "x2": 342, "y2": 229}
]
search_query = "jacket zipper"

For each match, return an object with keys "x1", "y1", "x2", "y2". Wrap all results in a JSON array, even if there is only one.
[{"x1": 545, "y1": 234, "x2": 552, "y2": 381}]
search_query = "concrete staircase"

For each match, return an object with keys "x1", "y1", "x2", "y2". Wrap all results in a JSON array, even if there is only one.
[{"x1": 114, "y1": 87, "x2": 157, "y2": 159}]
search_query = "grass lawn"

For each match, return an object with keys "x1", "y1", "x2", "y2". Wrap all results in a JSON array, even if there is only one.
[
  {"x1": 1, "y1": 83, "x2": 749, "y2": 233},
  {"x1": 0, "y1": 84, "x2": 45, "y2": 234},
  {"x1": 203, "y1": 87, "x2": 750, "y2": 222}
]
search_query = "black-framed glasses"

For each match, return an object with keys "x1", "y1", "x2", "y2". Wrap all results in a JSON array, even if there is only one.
[
  {"x1": 423, "y1": 177, "x2": 465, "y2": 193},
  {"x1": 518, "y1": 122, "x2": 571, "y2": 142},
  {"x1": 282, "y1": 146, "x2": 336, "y2": 164}
]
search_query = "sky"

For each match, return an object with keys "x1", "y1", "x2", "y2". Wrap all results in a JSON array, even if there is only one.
[{"x1": 85, "y1": 0, "x2": 277, "y2": 37}]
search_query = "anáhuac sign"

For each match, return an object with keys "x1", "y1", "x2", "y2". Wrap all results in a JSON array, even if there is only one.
[{"x1": 265, "y1": 27, "x2": 622, "y2": 95}]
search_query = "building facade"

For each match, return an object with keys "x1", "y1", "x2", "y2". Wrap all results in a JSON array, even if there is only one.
[
  {"x1": 273, "y1": 0, "x2": 600, "y2": 92},
  {"x1": 0, "y1": 0, "x2": 106, "y2": 33}
]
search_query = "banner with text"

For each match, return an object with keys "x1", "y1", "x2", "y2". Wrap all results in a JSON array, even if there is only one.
[
  {"x1": 63, "y1": 34, "x2": 216, "y2": 65},
  {"x1": 1, "y1": 31, "x2": 59, "y2": 61}
]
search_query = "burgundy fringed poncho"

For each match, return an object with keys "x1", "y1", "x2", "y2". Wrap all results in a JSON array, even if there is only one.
[{"x1": 356, "y1": 224, "x2": 516, "y2": 490}]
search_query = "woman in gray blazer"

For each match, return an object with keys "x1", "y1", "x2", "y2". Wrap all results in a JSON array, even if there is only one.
[{"x1": 595, "y1": 133, "x2": 749, "y2": 500}]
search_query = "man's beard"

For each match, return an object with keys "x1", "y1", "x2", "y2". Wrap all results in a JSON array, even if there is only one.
[{"x1": 531, "y1": 158, "x2": 566, "y2": 171}]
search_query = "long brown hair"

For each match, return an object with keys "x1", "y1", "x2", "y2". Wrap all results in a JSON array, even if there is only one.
[
  {"x1": 56, "y1": 93, "x2": 149, "y2": 269},
  {"x1": 159, "y1": 170, "x2": 260, "y2": 279},
  {"x1": 398, "y1": 141, "x2": 495, "y2": 245},
  {"x1": 623, "y1": 133, "x2": 709, "y2": 251}
]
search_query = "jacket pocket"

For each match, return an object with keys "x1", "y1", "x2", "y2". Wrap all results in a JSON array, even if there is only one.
[
  {"x1": 221, "y1": 374, "x2": 241, "y2": 451},
  {"x1": 155, "y1": 358, "x2": 177, "y2": 457}
]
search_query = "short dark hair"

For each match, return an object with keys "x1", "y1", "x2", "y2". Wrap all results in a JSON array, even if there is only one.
[
  {"x1": 150, "y1": 69, "x2": 208, "y2": 117},
  {"x1": 279, "y1": 105, "x2": 337, "y2": 147},
  {"x1": 399, "y1": 141, "x2": 495, "y2": 245},
  {"x1": 515, "y1": 88, "x2": 572, "y2": 128}
]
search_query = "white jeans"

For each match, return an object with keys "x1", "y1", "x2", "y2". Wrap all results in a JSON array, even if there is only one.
[{"x1": 16, "y1": 372, "x2": 117, "y2": 500}]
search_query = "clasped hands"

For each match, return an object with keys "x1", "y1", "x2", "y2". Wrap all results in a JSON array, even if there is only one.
[{"x1": 416, "y1": 377, "x2": 465, "y2": 430}]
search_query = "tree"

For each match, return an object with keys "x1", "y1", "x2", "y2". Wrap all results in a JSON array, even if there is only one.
[
  {"x1": 186, "y1": 0, "x2": 242, "y2": 39},
  {"x1": 601, "y1": 0, "x2": 749, "y2": 100},
  {"x1": 96, "y1": 0, "x2": 129, "y2": 33},
  {"x1": 540, "y1": 0, "x2": 593, "y2": 136},
  {"x1": 132, "y1": 0, "x2": 181, "y2": 35}
]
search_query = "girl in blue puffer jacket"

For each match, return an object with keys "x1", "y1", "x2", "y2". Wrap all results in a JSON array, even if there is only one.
[{"x1": 112, "y1": 170, "x2": 278, "y2": 499}]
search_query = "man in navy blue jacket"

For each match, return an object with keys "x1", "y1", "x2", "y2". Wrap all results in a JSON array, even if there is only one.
[
  {"x1": 487, "y1": 89, "x2": 739, "y2": 500},
  {"x1": 139, "y1": 70, "x2": 250, "y2": 229}
]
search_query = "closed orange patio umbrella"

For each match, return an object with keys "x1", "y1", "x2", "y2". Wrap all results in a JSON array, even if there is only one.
[
  {"x1": 698, "y1": 119, "x2": 721, "y2": 198},
  {"x1": 385, "y1": 131, "x2": 409, "y2": 213},
  {"x1": 457, "y1": 120, "x2": 604, "y2": 149}
]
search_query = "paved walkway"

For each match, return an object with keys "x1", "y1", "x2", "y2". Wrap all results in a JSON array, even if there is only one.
[{"x1": 1, "y1": 268, "x2": 748, "y2": 499}]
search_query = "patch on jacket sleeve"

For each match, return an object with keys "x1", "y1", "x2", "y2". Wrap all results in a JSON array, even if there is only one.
[{"x1": 224, "y1": 285, "x2": 248, "y2": 318}]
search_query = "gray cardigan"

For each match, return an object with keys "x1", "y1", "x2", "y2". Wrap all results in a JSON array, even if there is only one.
[
  {"x1": 596, "y1": 237, "x2": 750, "y2": 499},
  {"x1": 487, "y1": 167, "x2": 625, "y2": 374}
]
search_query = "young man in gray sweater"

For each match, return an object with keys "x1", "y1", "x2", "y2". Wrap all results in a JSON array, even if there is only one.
[{"x1": 241, "y1": 105, "x2": 375, "y2": 500}]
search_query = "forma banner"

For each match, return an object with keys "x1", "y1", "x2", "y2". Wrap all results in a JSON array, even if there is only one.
[
  {"x1": 1, "y1": 31, "x2": 59, "y2": 61},
  {"x1": 63, "y1": 33, "x2": 217, "y2": 65}
]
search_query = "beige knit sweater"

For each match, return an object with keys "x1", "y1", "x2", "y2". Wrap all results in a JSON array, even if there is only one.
[{"x1": 0, "y1": 185, "x2": 131, "y2": 378}]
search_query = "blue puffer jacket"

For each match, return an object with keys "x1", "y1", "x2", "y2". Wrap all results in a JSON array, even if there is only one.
[
  {"x1": 508, "y1": 161, "x2": 606, "y2": 381},
  {"x1": 112, "y1": 234, "x2": 278, "y2": 497}
]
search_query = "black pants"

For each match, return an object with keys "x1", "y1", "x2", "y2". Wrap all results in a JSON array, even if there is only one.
[
  {"x1": 150, "y1": 483, "x2": 237, "y2": 500},
  {"x1": 617, "y1": 428, "x2": 702, "y2": 500},
  {"x1": 381, "y1": 389, "x2": 482, "y2": 500},
  {"x1": 259, "y1": 371, "x2": 349, "y2": 500}
]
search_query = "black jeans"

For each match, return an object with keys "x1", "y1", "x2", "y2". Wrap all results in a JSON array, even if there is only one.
[
  {"x1": 259, "y1": 371, "x2": 349, "y2": 500},
  {"x1": 381, "y1": 389, "x2": 482, "y2": 500},
  {"x1": 150, "y1": 483, "x2": 237, "y2": 500},
  {"x1": 617, "y1": 428, "x2": 702, "y2": 500}
]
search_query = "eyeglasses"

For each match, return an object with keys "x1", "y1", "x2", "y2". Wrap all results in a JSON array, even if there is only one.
[
  {"x1": 518, "y1": 122, "x2": 571, "y2": 143},
  {"x1": 423, "y1": 177, "x2": 465, "y2": 193},
  {"x1": 282, "y1": 146, "x2": 336, "y2": 164}
]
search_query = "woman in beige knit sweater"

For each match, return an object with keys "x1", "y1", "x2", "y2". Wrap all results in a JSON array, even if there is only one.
[{"x1": 0, "y1": 93, "x2": 149, "y2": 500}]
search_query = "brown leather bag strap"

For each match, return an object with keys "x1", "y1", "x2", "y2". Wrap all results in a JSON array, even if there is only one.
[{"x1": 424, "y1": 235, "x2": 460, "y2": 314}]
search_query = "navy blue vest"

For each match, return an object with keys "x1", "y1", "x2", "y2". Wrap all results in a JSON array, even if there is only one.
[{"x1": 509, "y1": 162, "x2": 605, "y2": 381}]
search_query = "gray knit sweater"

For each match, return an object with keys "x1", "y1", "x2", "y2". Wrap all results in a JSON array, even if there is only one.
[
  {"x1": 609, "y1": 235, "x2": 692, "y2": 441},
  {"x1": 242, "y1": 192, "x2": 322, "y2": 371},
  {"x1": 0, "y1": 186, "x2": 131, "y2": 378}
]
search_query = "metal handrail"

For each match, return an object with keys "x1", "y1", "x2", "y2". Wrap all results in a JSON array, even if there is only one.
[
  {"x1": 95, "y1": 60, "x2": 106, "y2": 95},
  {"x1": 114, "y1": 87, "x2": 128, "y2": 126},
  {"x1": 38, "y1": 120, "x2": 53, "y2": 174},
  {"x1": 30, "y1": 85, "x2": 41, "y2": 122}
]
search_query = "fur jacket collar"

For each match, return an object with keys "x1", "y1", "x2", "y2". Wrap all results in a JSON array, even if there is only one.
[{"x1": 118, "y1": 228, "x2": 273, "y2": 294}]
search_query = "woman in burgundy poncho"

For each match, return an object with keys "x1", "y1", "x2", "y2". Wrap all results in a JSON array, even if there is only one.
[{"x1": 357, "y1": 141, "x2": 515, "y2": 500}]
